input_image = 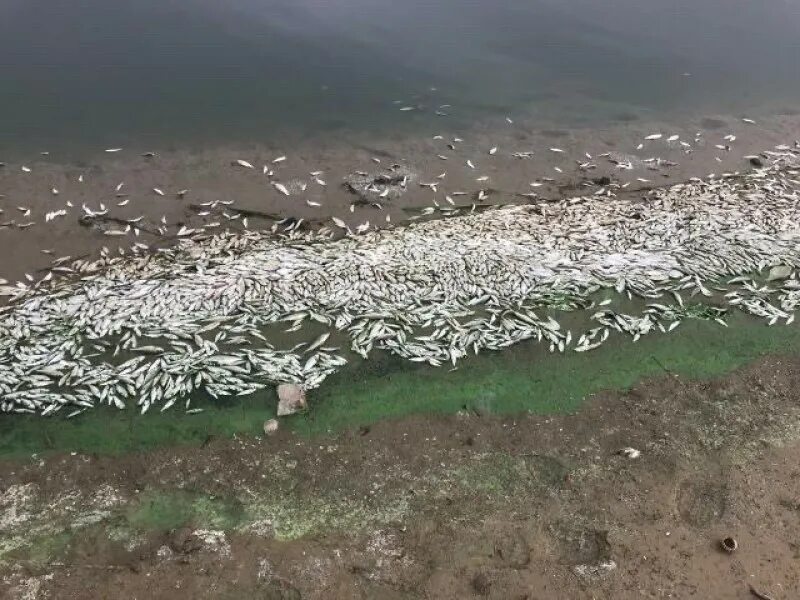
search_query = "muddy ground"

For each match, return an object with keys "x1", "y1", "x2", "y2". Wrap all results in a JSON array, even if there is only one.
[
  {"x1": 2, "y1": 353, "x2": 800, "y2": 599},
  {"x1": 2, "y1": 108, "x2": 800, "y2": 286}
]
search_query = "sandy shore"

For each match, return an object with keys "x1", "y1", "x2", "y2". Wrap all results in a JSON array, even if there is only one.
[{"x1": 1, "y1": 107, "x2": 799, "y2": 286}]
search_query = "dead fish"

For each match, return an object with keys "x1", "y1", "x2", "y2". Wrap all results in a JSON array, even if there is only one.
[
  {"x1": 105, "y1": 148, "x2": 122, "y2": 153},
  {"x1": 306, "y1": 199, "x2": 321, "y2": 207},
  {"x1": 305, "y1": 332, "x2": 331, "y2": 353},
  {"x1": 466, "y1": 160, "x2": 475, "y2": 169},
  {"x1": 21, "y1": 166, "x2": 31, "y2": 172},
  {"x1": 489, "y1": 147, "x2": 497, "y2": 155},
  {"x1": 645, "y1": 134, "x2": 662, "y2": 140},
  {"x1": 399, "y1": 106, "x2": 415, "y2": 111},
  {"x1": 272, "y1": 155, "x2": 286, "y2": 163},
  {"x1": 667, "y1": 135, "x2": 679, "y2": 142},
  {"x1": 177, "y1": 189, "x2": 189, "y2": 198},
  {"x1": 235, "y1": 159, "x2": 254, "y2": 169},
  {"x1": 332, "y1": 216, "x2": 347, "y2": 229},
  {"x1": 153, "y1": 188, "x2": 165, "y2": 196},
  {"x1": 742, "y1": 118, "x2": 756, "y2": 124},
  {"x1": 273, "y1": 182, "x2": 290, "y2": 196},
  {"x1": 549, "y1": 148, "x2": 564, "y2": 153}
]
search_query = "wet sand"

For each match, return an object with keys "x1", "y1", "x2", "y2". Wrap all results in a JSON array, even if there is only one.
[{"x1": 1, "y1": 106, "x2": 799, "y2": 286}]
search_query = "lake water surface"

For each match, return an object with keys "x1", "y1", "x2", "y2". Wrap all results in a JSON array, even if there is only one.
[{"x1": 1, "y1": 0, "x2": 799, "y2": 153}]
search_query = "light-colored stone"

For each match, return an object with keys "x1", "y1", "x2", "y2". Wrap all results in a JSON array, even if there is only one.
[
  {"x1": 767, "y1": 264, "x2": 793, "y2": 281},
  {"x1": 277, "y1": 384, "x2": 307, "y2": 416},
  {"x1": 263, "y1": 418, "x2": 279, "y2": 436}
]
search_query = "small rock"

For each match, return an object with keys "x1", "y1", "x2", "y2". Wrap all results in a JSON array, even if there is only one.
[
  {"x1": 618, "y1": 447, "x2": 641, "y2": 459},
  {"x1": 277, "y1": 384, "x2": 307, "y2": 416},
  {"x1": 169, "y1": 527, "x2": 203, "y2": 554},
  {"x1": 573, "y1": 559, "x2": 617, "y2": 579},
  {"x1": 767, "y1": 265, "x2": 792, "y2": 281},
  {"x1": 749, "y1": 157, "x2": 765, "y2": 167},
  {"x1": 263, "y1": 419, "x2": 279, "y2": 436}
]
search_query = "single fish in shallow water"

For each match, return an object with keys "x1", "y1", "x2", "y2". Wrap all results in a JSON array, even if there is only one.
[
  {"x1": 306, "y1": 332, "x2": 331, "y2": 353},
  {"x1": 235, "y1": 159, "x2": 254, "y2": 169}
]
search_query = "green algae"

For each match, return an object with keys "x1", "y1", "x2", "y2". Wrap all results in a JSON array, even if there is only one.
[{"x1": 1, "y1": 313, "x2": 798, "y2": 458}]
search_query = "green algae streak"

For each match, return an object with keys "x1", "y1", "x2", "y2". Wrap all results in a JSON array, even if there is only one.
[{"x1": 1, "y1": 314, "x2": 798, "y2": 458}]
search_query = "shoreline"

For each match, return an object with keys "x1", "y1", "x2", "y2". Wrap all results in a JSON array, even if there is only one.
[
  {"x1": 2, "y1": 105, "x2": 800, "y2": 286},
  {"x1": 1, "y1": 136, "x2": 799, "y2": 419}
]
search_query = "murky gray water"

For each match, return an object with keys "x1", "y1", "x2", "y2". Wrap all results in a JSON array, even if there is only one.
[{"x1": 1, "y1": 0, "x2": 799, "y2": 153}]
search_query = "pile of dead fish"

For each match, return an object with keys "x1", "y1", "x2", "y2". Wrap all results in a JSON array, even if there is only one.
[{"x1": 1, "y1": 148, "x2": 799, "y2": 416}]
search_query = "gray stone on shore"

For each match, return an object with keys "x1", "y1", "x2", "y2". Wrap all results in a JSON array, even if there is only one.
[
  {"x1": 767, "y1": 264, "x2": 793, "y2": 281},
  {"x1": 276, "y1": 384, "x2": 307, "y2": 416},
  {"x1": 263, "y1": 418, "x2": 280, "y2": 436}
]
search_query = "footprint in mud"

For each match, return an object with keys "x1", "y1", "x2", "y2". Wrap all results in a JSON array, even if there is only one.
[
  {"x1": 676, "y1": 479, "x2": 728, "y2": 527},
  {"x1": 549, "y1": 522, "x2": 611, "y2": 566}
]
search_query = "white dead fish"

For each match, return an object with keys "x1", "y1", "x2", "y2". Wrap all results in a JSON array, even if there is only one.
[
  {"x1": 305, "y1": 332, "x2": 331, "y2": 353},
  {"x1": 742, "y1": 118, "x2": 756, "y2": 124},
  {"x1": 21, "y1": 166, "x2": 31, "y2": 172},
  {"x1": 645, "y1": 134, "x2": 662, "y2": 140},
  {"x1": 153, "y1": 188, "x2": 164, "y2": 196},
  {"x1": 105, "y1": 148, "x2": 122, "y2": 153},
  {"x1": 273, "y1": 182, "x2": 290, "y2": 196},
  {"x1": 667, "y1": 135, "x2": 679, "y2": 142},
  {"x1": 235, "y1": 159, "x2": 254, "y2": 169},
  {"x1": 489, "y1": 147, "x2": 497, "y2": 155},
  {"x1": 332, "y1": 216, "x2": 347, "y2": 229},
  {"x1": 549, "y1": 148, "x2": 564, "y2": 154},
  {"x1": 466, "y1": 160, "x2": 475, "y2": 169},
  {"x1": 272, "y1": 156, "x2": 286, "y2": 164},
  {"x1": 306, "y1": 199, "x2": 321, "y2": 207}
]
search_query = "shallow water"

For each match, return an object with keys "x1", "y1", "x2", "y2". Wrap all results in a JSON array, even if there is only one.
[{"x1": 1, "y1": 0, "x2": 799, "y2": 154}]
